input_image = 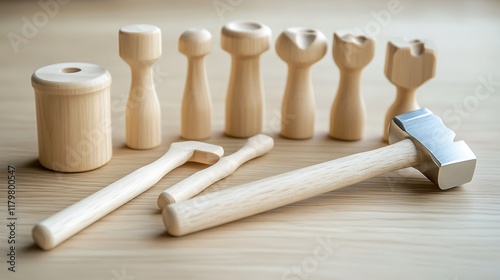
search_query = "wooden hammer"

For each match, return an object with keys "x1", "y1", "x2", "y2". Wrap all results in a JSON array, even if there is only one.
[
  {"x1": 33, "y1": 141, "x2": 224, "y2": 250},
  {"x1": 163, "y1": 108, "x2": 477, "y2": 236}
]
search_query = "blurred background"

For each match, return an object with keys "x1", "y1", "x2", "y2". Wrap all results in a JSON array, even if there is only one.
[{"x1": 1, "y1": 0, "x2": 499, "y2": 143}]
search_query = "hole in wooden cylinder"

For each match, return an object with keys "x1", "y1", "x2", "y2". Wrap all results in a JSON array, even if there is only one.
[
  {"x1": 229, "y1": 22, "x2": 262, "y2": 31},
  {"x1": 409, "y1": 40, "x2": 424, "y2": 56},
  {"x1": 61, "y1": 67, "x2": 81, "y2": 73},
  {"x1": 300, "y1": 29, "x2": 316, "y2": 34}
]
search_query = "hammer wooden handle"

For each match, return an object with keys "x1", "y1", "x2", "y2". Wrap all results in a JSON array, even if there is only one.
[
  {"x1": 157, "y1": 134, "x2": 274, "y2": 209},
  {"x1": 163, "y1": 138, "x2": 420, "y2": 236}
]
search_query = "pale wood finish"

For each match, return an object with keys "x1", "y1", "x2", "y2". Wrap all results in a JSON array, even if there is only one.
[
  {"x1": 383, "y1": 38, "x2": 437, "y2": 141},
  {"x1": 32, "y1": 141, "x2": 223, "y2": 250},
  {"x1": 1, "y1": 1, "x2": 499, "y2": 279},
  {"x1": 31, "y1": 62, "x2": 112, "y2": 172},
  {"x1": 330, "y1": 31, "x2": 375, "y2": 141},
  {"x1": 179, "y1": 28, "x2": 213, "y2": 140},
  {"x1": 222, "y1": 21, "x2": 271, "y2": 138},
  {"x1": 276, "y1": 28, "x2": 327, "y2": 139},
  {"x1": 157, "y1": 134, "x2": 274, "y2": 209},
  {"x1": 163, "y1": 139, "x2": 419, "y2": 236},
  {"x1": 119, "y1": 24, "x2": 163, "y2": 149}
]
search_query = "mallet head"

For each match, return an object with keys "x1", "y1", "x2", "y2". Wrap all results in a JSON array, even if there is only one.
[
  {"x1": 169, "y1": 141, "x2": 224, "y2": 165},
  {"x1": 389, "y1": 108, "x2": 476, "y2": 190}
]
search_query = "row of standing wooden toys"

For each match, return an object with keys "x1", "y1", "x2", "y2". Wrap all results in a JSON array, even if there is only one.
[
  {"x1": 120, "y1": 21, "x2": 436, "y2": 150},
  {"x1": 30, "y1": 21, "x2": 436, "y2": 172}
]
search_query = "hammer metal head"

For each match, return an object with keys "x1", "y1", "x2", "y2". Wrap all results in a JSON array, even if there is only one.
[
  {"x1": 389, "y1": 108, "x2": 476, "y2": 190},
  {"x1": 170, "y1": 141, "x2": 224, "y2": 165}
]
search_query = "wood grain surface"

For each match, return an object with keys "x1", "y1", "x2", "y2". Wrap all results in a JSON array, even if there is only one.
[{"x1": 1, "y1": 0, "x2": 499, "y2": 279}]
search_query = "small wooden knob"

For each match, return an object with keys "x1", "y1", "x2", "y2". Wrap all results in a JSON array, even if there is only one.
[
  {"x1": 179, "y1": 28, "x2": 211, "y2": 57},
  {"x1": 383, "y1": 38, "x2": 437, "y2": 141},
  {"x1": 31, "y1": 62, "x2": 112, "y2": 172},
  {"x1": 179, "y1": 28, "x2": 212, "y2": 140},
  {"x1": 222, "y1": 21, "x2": 271, "y2": 138},
  {"x1": 119, "y1": 24, "x2": 162, "y2": 149},
  {"x1": 276, "y1": 27, "x2": 327, "y2": 139},
  {"x1": 330, "y1": 31, "x2": 375, "y2": 141}
]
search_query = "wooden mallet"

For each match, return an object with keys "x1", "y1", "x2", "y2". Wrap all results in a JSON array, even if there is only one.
[
  {"x1": 163, "y1": 108, "x2": 476, "y2": 236},
  {"x1": 33, "y1": 141, "x2": 224, "y2": 250}
]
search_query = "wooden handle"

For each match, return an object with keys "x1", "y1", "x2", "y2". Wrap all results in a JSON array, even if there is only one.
[
  {"x1": 157, "y1": 134, "x2": 274, "y2": 209},
  {"x1": 163, "y1": 139, "x2": 421, "y2": 236},
  {"x1": 33, "y1": 148, "x2": 197, "y2": 250}
]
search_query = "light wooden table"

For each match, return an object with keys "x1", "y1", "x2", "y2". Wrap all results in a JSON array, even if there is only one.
[{"x1": 1, "y1": 1, "x2": 499, "y2": 279}]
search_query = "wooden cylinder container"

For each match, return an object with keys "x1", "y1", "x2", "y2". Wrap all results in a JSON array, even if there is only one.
[{"x1": 31, "y1": 62, "x2": 112, "y2": 172}]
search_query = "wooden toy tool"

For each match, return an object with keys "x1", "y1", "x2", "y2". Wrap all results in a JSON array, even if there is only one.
[
  {"x1": 33, "y1": 141, "x2": 224, "y2": 250},
  {"x1": 180, "y1": 28, "x2": 212, "y2": 140},
  {"x1": 276, "y1": 27, "x2": 327, "y2": 140},
  {"x1": 383, "y1": 38, "x2": 436, "y2": 141},
  {"x1": 330, "y1": 31, "x2": 375, "y2": 141},
  {"x1": 157, "y1": 134, "x2": 274, "y2": 209},
  {"x1": 119, "y1": 24, "x2": 162, "y2": 149},
  {"x1": 31, "y1": 62, "x2": 112, "y2": 172},
  {"x1": 222, "y1": 21, "x2": 271, "y2": 138},
  {"x1": 162, "y1": 109, "x2": 476, "y2": 236}
]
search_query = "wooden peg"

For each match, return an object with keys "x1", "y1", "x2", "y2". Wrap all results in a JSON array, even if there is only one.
[
  {"x1": 383, "y1": 38, "x2": 436, "y2": 141},
  {"x1": 276, "y1": 27, "x2": 327, "y2": 140},
  {"x1": 222, "y1": 21, "x2": 271, "y2": 138},
  {"x1": 330, "y1": 31, "x2": 375, "y2": 141},
  {"x1": 119, "y1": 24, "x2": 162, "y2": 149},
  {"x1": 179, "y1": 28, "x2": 212, "y2": 140}
]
